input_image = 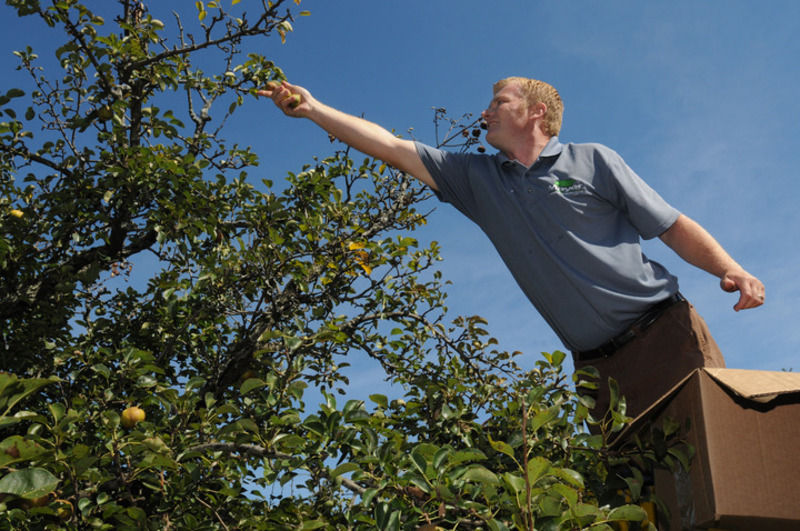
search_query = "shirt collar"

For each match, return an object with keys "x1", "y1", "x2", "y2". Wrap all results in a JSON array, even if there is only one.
[
  {"x1": 540, "y1": 136, "x2": 564, "y2": 158},
  {"x1": 498, "y1": 136, "x2": 564, "y2": 168}
]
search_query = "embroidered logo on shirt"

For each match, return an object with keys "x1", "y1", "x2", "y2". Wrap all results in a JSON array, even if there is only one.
[{"x1": 549, "y1": 178, "x2": 584, "y2": 195}]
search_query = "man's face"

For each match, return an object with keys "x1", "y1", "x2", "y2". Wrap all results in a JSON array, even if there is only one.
[{"x1": 481, "y1": 82, "x2": 532, "y2": 152}]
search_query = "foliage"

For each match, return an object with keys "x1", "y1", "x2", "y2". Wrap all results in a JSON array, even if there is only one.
[{"x1": 0, "y1": 1, "x2": 686, "y2": 529}]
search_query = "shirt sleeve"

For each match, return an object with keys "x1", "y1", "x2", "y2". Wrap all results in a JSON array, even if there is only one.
[
  {"x1": 595, "y1": 146, "x2": 680, "y2": 239},
  {"x1": 414, "y1": 141, "x2": 481, "y2": 219}
]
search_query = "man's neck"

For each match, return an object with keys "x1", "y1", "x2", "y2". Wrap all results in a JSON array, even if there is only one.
[{"x1": 503, "y1": 135, "x2": 552, "y2": 167}]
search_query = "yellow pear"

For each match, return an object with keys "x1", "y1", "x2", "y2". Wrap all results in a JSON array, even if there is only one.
[{"x1": 121, "y1": 406, "x2": 145, "y2": 429}]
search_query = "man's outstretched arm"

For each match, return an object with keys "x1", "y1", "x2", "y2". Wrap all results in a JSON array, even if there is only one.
[
  {"x1": 258, "y1": 81, "x2": 437, "y2": 190},
  {"x1": 659, "y1": 214, "x2": 765, "y2": 311}
]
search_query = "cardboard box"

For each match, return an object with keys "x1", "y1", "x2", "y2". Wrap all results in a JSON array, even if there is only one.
[{"x1": 616, "y1": 368, "x2": 800, "y2": 530}]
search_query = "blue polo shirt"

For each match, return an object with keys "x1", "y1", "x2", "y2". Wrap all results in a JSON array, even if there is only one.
[{"x1": 415, "y1": 137, "x2": 681, "y2": 352}]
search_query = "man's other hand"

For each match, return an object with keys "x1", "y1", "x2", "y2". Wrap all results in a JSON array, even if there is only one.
[{"x1": 721, "y1": 269, "x2": 765, "y2": 311}]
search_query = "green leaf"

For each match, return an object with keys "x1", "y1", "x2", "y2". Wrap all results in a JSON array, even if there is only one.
[
  {"x1": 538, "y1": 494, "x2": 562, "y2": 516},
  {"x1": 237, "y1": 418, "x2": 259, "y2": 433},
  {"x1": 409, "y1": 447, "x2": 428, "y2": 476},
  {"x1": 0, "y1": 468, "x2": 60, "y2": 499},
  {"x1": 360, "y1": 487, "x2": 379, "y2": 507},
  {"x1": 526, "y1": 456, "x2": 551, "y2": 484},
  {"x1": 550, "y1": 482, "x2": 578, "y2": 507},
  {"x1": 302, "y1": 415, "x2": 325, "y2": 437},
  {"x1": 668, "y1": 446, "x2": 693, "y2": 472},
  {"x1": 142, "y1": 436, "x2": 170, "y2": 454},
  {"x1": 330, "y1": 462, "x2": 360, "y2": 478},
  {"x1": 432, "y1": 446, "x2": 451, "y2": 471},
  {"x1": 385, "y1": 509, "x2": 401, "y2": 531},
  {"x1": 502, "y1": 472, "x2": 527, "y2": 497},
  {"x1": 607, "y1": 504, "x2": 647, "y2": 521},
  {"x1": 48, "y1": 402, "x2": 65, "y2": 423},
  {"x1": 300, "y1": 520, "x2": 327, "y2": 530},
  {"x1": 136, "y1": 375, "x2": 158, "y2": 388},
  {"x1": 0, "y1": 374, "x2": 59, "y2": 417},
  {"x1": 530, "y1": 405, "x2": 560, "y2": 432},
  {"x1": 275, "y1": 434, "x2": 305, "y2": 450},
  {"x1": 440, "y1": 402, "x2": 456, "y2": 420},
  {"x1": 621, "y1": 466, "x2": 643, "y2": 501},
  {"x1": 608, "y1": 377, "x2": 620, "y2": 413},
  {"x1": 240, "y1": 377, "x2": 266, "y2": 395},
  {"x1": 449, "y1": 448, "x2": 487, "y2": 466},
  {"x1": 462, "y1": 465, "x2": 499, "y2": 485},
  {"x1": 661, "y1": 415, "x2": 681, "y2": 437},
  {"x1": 5, "y1": 88, "x2": 24, "y2": 99},
  {"x1": 487, "y1": 519, "x2": 511, "y2": 531},
  {"x1": 284, "y1": 335, "x2": 303, "y2": 352},
  {"x1": 488, "y1": 435, "x2": 515, "y2": 459},
  {"x1": 0, "y1": 436, "x2": 45, "y2": 466}
]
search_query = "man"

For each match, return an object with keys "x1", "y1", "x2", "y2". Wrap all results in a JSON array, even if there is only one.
[{"x1": 259, "y1": 77, "x2": 765, "y2": 420}]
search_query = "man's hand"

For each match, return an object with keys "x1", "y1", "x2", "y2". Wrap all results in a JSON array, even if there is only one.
[
  {"x1": 257, "y1": 80, "x2": 313, "y2": 117},
  {"x1": 720, "y1": 268, "x2": 765, "y2": 311}
]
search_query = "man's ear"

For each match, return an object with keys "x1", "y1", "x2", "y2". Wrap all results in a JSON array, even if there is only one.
[{"x1": 529, "y1": 101, "x2": 547, "y2": 121}]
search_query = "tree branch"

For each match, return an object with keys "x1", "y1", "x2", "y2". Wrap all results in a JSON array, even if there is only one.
[
  {"x1": 128, "y1": 1, "x2": 288, "y2": 73},
  {"x1": 0, "y1": 143, "x2": 76, "y2": 179}
]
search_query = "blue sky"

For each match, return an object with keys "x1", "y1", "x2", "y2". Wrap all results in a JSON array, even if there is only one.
[
  {"x1": 2, "y1": 1, "x2": 798, "y2": 395},
  {"x1": 254, "y1": 0, "x2": 799, "y2": 378}
]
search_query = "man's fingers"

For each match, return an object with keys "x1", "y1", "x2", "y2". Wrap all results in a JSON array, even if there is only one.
[
  {"x1": 259, "y1": 82, "x2": 303, "y2": 112},
  {"x1": 734, "y1": 291, "x2": 764, "y2": 311},
  {"x1": 723, "y1": 273, "x2": 765, "y2": 311},
  {"x1": 257, "y1": 80, "x2": 283, "y2": 97},
  {"x1": 258, "y1": 81, "x2": 291, "y2": 99},
  {"x1": 734, "y1": 292, "x2": 751, "y2": 311}
]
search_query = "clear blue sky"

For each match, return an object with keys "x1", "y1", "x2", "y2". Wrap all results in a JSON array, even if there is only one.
[
  {"x1": 3, "y1": 1, "x2": 798, "y2": 392},
  {"x1": 255, "y1": 0, "x2": 799, "y2": 379}
]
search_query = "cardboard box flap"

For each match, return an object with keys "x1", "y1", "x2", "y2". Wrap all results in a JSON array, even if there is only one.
[
  {"x1": 609, "y1": 369, "x2": 699, "y2": 446},
  {"x1": 610, "y1": 367, "x2": 800, "y2": 446},
  {"x1": 704, "y1": 368, "x2": 800, "y2": 403}
]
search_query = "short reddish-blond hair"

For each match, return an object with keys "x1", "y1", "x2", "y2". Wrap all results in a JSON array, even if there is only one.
[{"x1": 493, "y1": 77, "x2": 564, "y2": 137}]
